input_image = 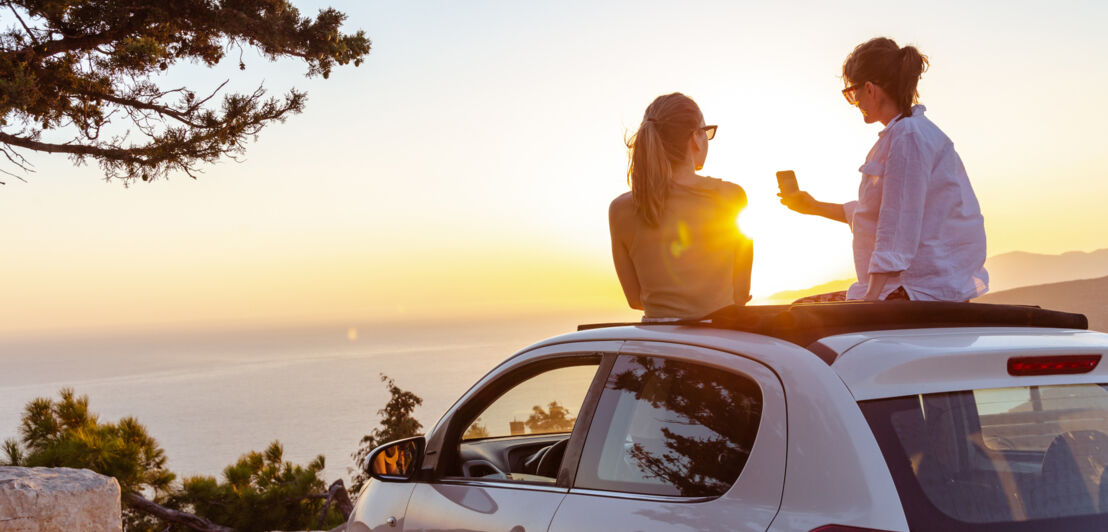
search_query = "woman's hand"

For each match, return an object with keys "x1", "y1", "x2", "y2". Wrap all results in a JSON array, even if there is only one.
[
  {"x1": 779, "y1": 191, "x2": 848, "y2": 224},
  {"x1": 778, "y1": 191, "x2": 820, "y2": 215},
  {"x1": 863, "y1": 272, "x2": 898, "y2": 300}
]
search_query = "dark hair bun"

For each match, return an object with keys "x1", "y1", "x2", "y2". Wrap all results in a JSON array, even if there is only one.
[{"x1": 844, "y1": 38, "x2": 930, "y2": 116}]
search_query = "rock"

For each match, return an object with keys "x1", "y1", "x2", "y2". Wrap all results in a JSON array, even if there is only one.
[{"x1": 0, "y1": 467, "x2": 122, "y2": 532}]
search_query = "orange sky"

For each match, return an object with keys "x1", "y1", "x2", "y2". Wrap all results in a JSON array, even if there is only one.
[{"x1": 1, "y1": 1, "x2": 1106, "y2": 335}]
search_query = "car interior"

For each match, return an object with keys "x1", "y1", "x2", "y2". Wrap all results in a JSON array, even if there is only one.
[
  {"x1": 434, "y1": 360, "x2": 600, "y2": 485},
  {"x1": 888, "y1": 384, "x2": 1108, "y2": 522},
  {"x1": 452, "y1": 432, "x2": 571, "y2": 483}
]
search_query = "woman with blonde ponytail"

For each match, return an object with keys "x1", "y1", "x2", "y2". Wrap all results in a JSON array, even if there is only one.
[
  {"x1": 609, "y1": 93, "x2": 751, "y2": 320},
  {"x1": 781, "y1": 37, "x2": 989, "y2": 302}
]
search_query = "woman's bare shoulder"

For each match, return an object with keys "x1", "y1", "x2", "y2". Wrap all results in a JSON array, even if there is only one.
[
  {"x1": 609, "y1": 192, "x2": 636, "y2": 235},
  {"x1": 610, "y1": 192, "x2": 634, "y2": 215},
  {"x1": 708, "y1": 178, "x2": 748, "y2": 208}
]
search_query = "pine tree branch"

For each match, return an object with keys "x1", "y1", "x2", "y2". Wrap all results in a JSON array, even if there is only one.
[
  {"x1": 0, "y1": 145, "x2": 33, "y2": 177},
  {"x1": 0, "y1": 0, "x2": 368, "y2": 182},
  {"x1": 123, "y1": 492, "x2": 236, "y2": 532},
  {"x1": 5, "y1": 30, "x2": 121, "y2": 59},
  {"x1": 5, "y1": 1, "x2": 40, "y2": 46},
  {"x1": 1, "y1": 85, "x2": 299, "y2": 173},
  {"x1": 314, "y1": 479, "x2": 354, "y2": 528},
  {"x1": 0, "y1": 131, "x2": 142, "y2": 161},
  {"x1": 72, "y1": 89, "x2": 205, "y2": 128}
]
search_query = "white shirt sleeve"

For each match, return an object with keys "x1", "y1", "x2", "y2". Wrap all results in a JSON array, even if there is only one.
[
  {"x1": 843, "y1": 200, "x2": 858, "y2": 228},
  {"x1": 869, "y1": 131, "x2": 929, "y2": 274}
]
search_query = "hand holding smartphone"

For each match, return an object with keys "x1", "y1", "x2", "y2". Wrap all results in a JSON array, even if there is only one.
[
  {"x1": 775, "y1": 170, "x2": 845, "y2": 222},
  {"x1": 777, "y1": 170, "x2": 818, "y2": 216},
  {"x1": 776, "y1": 170, "x2": 799, "y2": 195}
]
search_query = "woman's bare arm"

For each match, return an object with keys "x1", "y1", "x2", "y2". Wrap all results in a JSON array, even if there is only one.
[
  {"x1": 609, "y1": 196, "x2": 643, "y2": 310},
  {"x1": 779, "y1": 191, "x2": 847, "y2": 224},
  {"x1": 733, "y1": 238, "x2": 753, "y2": 305}
]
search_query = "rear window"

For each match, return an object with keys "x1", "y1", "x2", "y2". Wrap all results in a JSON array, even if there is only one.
[
  {"x1": 861, "y1": 384, "x2": 1108, "y2": 532},
  {"x1": 976, "y1": 386, "x2": 1108, "y2": 453}
]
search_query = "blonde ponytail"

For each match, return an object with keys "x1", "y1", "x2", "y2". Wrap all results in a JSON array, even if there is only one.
[
  {"x1": 625, "y1": 93, "x2": 702, "y2": 227},
  {"x1": 627, "y1": 120, "x2": 673, "y2": 226}
]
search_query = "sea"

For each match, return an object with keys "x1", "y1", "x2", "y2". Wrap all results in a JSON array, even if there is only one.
[{"x1": 0, "y1": 311, "x2": 630, "y2": 485}]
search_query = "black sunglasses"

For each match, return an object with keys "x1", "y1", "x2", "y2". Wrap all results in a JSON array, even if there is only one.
[{"x1": 842, "y1": 83, "x2": 864, "y2": 106}]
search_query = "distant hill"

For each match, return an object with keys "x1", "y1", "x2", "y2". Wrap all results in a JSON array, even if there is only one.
[
  {"x1": 986, "y1": 249, "x2": 1108, "y2": 292},
  {"x1": 764, "y1": 248, "x2": 1108, "y2": 304},
  {"x1": 977, "y1": 275, "x2": 1108, "y2": 332},
  {"x1": 762, "y1": 278, "x2": 855, "y2": 305}
]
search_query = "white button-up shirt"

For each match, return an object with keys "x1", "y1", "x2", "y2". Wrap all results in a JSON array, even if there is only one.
[{"x1": 843, "y1": 105, "x2": 989, "y2": 301}]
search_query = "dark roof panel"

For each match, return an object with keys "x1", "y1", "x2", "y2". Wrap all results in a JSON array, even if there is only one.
[{"x1": 578, "y1": 302, "x2": 1089, "y2": 350}]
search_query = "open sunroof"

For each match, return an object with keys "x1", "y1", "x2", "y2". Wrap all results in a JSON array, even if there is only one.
[{"x1": 578, "y1": 302, "x2": 1090, "y2": 350}]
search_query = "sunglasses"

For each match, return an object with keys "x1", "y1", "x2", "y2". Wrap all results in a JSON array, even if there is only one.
[
  {"x1": 841, "y1": 83, "x2": 864, "y2": 106},
  {"x1": 698, "y1": 125, "x2": 718, "y2": 140}
]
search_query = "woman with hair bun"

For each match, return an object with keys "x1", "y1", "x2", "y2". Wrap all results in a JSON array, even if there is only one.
[
  {"x1": 609, "y1": 92, "x2": 752, "y2": 320},
  {"x1": 781, "y1": 37, "x2": 989, "y2": 302}
]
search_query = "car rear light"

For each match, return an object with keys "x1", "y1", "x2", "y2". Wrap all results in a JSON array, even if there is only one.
[
  {"x1": 809, "y1": 526, "x2": 897, "y2": 532},
  {"x1": 1007, "y1": 354, "x2": 1102, "y2": 376}
]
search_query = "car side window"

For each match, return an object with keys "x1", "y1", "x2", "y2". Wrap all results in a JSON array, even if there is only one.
[
  {"x1": 451, "y1": 360, "x2": 601, "y2": 484},
  {"x1": 462, "y1": 363, "x2": 599, "y2": 440},
  {"x1": 573, "y1": 354, "x2": 763, "y2": 498}
]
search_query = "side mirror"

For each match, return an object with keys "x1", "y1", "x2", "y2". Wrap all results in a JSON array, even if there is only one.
[{"x1": 364, "y1": 436, "x2": 425, "y2": 482}]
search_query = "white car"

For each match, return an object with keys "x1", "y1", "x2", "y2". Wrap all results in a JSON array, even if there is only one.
[{"x1": 347, "y1": 302, "x2": 1108, "y2": 532}]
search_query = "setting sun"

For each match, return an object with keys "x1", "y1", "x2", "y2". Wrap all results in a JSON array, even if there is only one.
[
  {"x1": 730, "y1": 196, "x2": 856, "y2": 303},
  {"x1": 736, "y1": 210, "x2": 756, "y2": 240}
]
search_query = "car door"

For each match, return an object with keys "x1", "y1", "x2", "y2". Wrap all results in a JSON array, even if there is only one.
[
  {"x1": 549, "y1": 341, "x2": 787, "y2": 532},
  {"x1": 346, "y1": 479, "x2": 417, "y2": 532},
  {"x1": 401, "y1": 342, "x2": 620, "y2": 532}
]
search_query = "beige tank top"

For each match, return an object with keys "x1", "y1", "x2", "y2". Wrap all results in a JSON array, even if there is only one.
[{"x1": 630, "y1": 177, "x2": 748, "y2": 319}]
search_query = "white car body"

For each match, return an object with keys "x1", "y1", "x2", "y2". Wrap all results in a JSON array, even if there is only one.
[{"x1": 347, "y1": 303, "x2": 1108, "y2": 532}]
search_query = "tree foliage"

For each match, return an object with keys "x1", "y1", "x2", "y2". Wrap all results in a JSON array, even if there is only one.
[
  {"x1": 1, "y1": 436, "x2": 25, "y2": 465},
  {"x1": 12, "y1": 387, "x2": 175, "y2": 494},
  {"x1": 173, "y1": 441, "x2": 343, "y2": 532},
  {"x1": 462, "y1": 417, "x2": 489, "y2": 440},
  {"x1": 609, "y1": 356, "x2": 762, "y2": 497},
  {"x1": 0, "y1": 0, "x2": 370, "y2": 182},
  {"x1": 524, "y1": 401, "x2": 576, "y2": 434},
  {"x1": 8, "y1": 388, "x2": 177, "y2": 529},
  {"x1": 6, "y1": 388, "x2": 344, "y2": 531},
  {"x1": 350, "y1": 374, "x2": 423, "y2": 493}
]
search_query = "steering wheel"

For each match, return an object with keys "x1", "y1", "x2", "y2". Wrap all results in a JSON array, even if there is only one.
[{"x1": 535, "y1": 438, "x2": 569, "y2": 478}]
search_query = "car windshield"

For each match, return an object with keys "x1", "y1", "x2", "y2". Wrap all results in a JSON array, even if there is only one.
[{"x1": 860, "y1": 384, "x2": 1108, "y2": 532}]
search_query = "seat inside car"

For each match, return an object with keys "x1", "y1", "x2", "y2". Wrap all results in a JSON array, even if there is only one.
[
  {"x1": 1032, "y1": 430, "x2": 1108, "y2": 518},
  {"x1": 904, "y1": 394, "x2": 1015, "y2": 522}
]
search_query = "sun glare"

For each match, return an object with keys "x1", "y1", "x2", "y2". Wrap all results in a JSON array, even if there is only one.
[
  {"x1": 736, "y1": 210, "x2": 758, "y2": 240},
  {"x1": 729, "y1": 199, "x2": 856, "y2": 302}
]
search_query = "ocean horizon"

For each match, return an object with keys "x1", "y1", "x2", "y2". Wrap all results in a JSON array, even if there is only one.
[{"x1": 0, "y1": 311, "x2": 632, "y2": 484}]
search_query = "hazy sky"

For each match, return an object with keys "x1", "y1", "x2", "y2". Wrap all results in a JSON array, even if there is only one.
[{"x1": 2, "y1": 0, "x2": 1106, "y2": 335}]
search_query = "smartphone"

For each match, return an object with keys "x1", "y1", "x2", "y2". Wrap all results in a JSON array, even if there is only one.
[{"x1": 776, "y1": 170, "x2": 799, "y2": 195}]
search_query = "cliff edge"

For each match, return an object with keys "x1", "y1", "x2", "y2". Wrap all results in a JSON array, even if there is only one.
[{"x1": 0, "y1": 467, "x2": 122, "y2": 532}]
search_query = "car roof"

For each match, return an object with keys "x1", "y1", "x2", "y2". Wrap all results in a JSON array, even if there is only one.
[
  {"x1": 553, "y1": 302, "x2": 1106, "y2": 401},
  {"x1": 577, "y1": 302, "x2": 1089, "y2": 363},
  {"x1": 826, "y1": 327, "x2": 1108, "y2": 399},
  {"x1": 540, "y1": 323, "x2": 1108, "y2": 402},
  {"x1": 531, "y1": 321, "x2": 1108, "y2": 400}
]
